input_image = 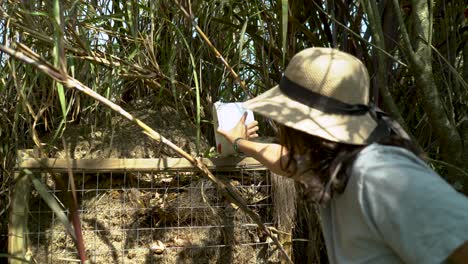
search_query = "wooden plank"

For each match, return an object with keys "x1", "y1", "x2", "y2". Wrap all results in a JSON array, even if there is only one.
[{"x1": 16, "y1": 156, "x2": 266, "y2": 172}]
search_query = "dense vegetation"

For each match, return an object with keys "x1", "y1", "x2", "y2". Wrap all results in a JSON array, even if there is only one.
[{"x1": 1, "y1": 0, "x2": 467, "y2": 261}]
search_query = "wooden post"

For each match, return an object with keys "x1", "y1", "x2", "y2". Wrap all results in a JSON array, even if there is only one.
[
  {"x1": 271, "y1": 173, "x2": 296, "y2": 263},
  {"x1": 8, "y1": 173, "x2": 31, "y2": 263},
  {"x1": 8, "y1": 150, "x2": 37, "y2": 263}
]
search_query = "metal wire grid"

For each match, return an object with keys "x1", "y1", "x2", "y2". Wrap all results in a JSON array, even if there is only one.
[{"x1": 27, "y1": 168, "x2": 276, "y2": 263}]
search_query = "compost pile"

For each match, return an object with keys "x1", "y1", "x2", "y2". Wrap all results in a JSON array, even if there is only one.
[{"x1": 27, "y1": 103, "x2": 278, "y2": 263}]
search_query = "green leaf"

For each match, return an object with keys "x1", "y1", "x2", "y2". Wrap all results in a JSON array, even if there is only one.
[
  {"x1": 56, "y1": 82, "x2": 67, "y2": 118},
  {"x1": 238, "y1": 18, "x2": 249, "y2": 71},
  {"x1": 0, "y1": 253, "x2": 31, "y2": 263},
  {"x1": 53, "y1": 0, "x2": 67, "y2": 119},
  {"x1": 26, "y1": 170, "x2": 77, "y2": 241},
  {"x1": 166, "y1": 19, "x2": 201, "y2": 154},
  {"x1": 128, "y1": 48, "x2": 139, "y2": 61}
]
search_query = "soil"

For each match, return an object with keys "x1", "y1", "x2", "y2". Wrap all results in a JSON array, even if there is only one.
[{"x1": 50, "y1": 102, "x2": 210, "y2": 159}]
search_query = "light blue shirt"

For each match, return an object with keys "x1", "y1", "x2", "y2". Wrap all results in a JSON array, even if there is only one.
[{"x1": 320, "y1": 143, "x2": 468, "y2": 264}]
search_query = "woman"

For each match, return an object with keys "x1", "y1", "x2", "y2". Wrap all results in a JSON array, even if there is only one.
[{"x1": 217, "y1": 47, "x2": 468, "y2": 263}]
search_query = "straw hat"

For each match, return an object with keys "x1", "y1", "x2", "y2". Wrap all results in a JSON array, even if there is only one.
[{"x1": 243, "y1": 47, "x2": 378, "y2": 145}]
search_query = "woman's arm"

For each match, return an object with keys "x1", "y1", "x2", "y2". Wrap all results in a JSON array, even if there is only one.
[
  {"x1": 234, "y1": 138, "x2": 290, "y2": 176},
  {"x1": 217, "y1": 112, "x2": 291, "y2": 176}
]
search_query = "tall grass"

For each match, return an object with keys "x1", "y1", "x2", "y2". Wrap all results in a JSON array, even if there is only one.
[{"x1": 1, "y1": 0, "x2": 467, "y2": 261}]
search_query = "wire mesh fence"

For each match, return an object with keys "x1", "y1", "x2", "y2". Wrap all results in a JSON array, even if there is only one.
[{"x1": 23, "y1": 160, "x2": 280, "y2": 263}]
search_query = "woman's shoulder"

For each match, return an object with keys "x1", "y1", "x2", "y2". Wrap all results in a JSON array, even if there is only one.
[
  {"x1": 348, "y1": 143, "x2": 458, "y2": 199},
  {"x1": 347, "y1": 143, "x2": 441, "y2": 192},
  {"x1": 341, "y1": 145, "x2": 468, "y2": 264},
  {"x1": 352, "y1": 143, "x2": 428, "y2": 174}
]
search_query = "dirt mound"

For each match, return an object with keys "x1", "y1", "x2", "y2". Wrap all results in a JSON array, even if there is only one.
[{"x1": 51, "y1": 103, "x2": 210, "y2": 159}]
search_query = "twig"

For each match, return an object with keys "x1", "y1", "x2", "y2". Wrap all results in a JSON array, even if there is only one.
[{"x1": 0, "y1": 43, "x2": 292, "y2": 264}]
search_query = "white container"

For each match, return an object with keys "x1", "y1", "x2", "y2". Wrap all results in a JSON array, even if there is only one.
[{"x1": 213, "y1": 101, "x2": 255, "y2": 157}]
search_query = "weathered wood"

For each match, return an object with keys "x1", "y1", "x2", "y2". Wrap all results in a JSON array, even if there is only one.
[
  {"x1": 16, "y1": 156, "x2": 266, "y2": 172},
  {"x1": 8, "y1": 174, "x2": 31, "y2": 263},
  {"x1": 9, "y1": 150, "x2": 46, "y2": 263},
  {"x1": 271, "y1": 173, "x2": 296, "y2": 264}
]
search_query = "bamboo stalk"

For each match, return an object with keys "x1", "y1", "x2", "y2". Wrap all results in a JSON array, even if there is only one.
[
  {"x1": 0, "y1": 43, "x2": 292, "y2": 264},
  {"x1": 391, "y1": 0, "x2": 466, "y2": 189},
  {"x1": 390, "y1": 0, "x2": 417, "y2": 65},
  {"x1": 361, "y1": 0, "x2": 411, "y2": 132}
]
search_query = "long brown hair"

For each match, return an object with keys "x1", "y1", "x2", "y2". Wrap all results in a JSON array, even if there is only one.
[{"x1": 278, "y1": 124, "x2": 422, "y2": 205}]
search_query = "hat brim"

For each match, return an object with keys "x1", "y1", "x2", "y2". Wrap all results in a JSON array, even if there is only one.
[{"x1": 243, "y1": 85, "x2": 378, "y2": 145}]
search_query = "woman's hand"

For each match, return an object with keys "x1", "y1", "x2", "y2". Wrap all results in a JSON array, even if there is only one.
[
  {"x1": 217, "y1": 112, "x2": 259, "y2": 144},
  {"x1": 217, "y1": 113, "x2": 288, "y2": 175}
]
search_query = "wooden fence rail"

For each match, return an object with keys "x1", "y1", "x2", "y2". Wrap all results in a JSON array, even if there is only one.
[{"x1": 17, "y1": 157, "x2": 266, "y2": 172}]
